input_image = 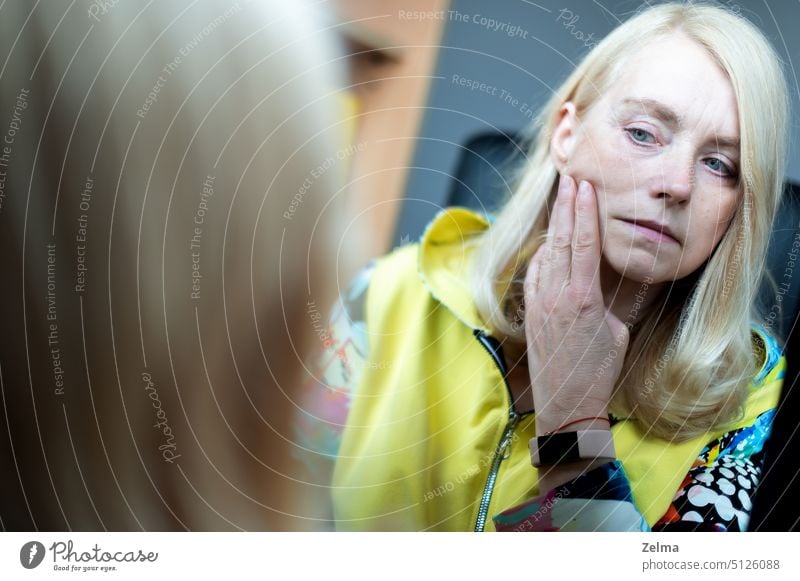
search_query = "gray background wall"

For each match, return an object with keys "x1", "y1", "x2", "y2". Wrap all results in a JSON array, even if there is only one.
[{"x1": 394, "y1": 0, "x2": 800, "y2": 244}]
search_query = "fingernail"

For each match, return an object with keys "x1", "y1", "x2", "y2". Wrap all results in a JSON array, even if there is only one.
[{"x1": 579, "y1": 180, "x2": 590, "y2": 198}]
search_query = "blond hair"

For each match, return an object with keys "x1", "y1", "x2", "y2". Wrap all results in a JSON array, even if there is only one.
[{"x1": 470, "y1": 1, "x2": 789, "y2": 441}]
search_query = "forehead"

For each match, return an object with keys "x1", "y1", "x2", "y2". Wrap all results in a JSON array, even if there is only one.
[{"x1": 602, "y1": 34, "x2": 739, "y2": 142}]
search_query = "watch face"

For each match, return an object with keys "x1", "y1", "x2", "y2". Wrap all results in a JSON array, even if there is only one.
[{"x1": 536, "y1": 432, "x2": 581, "y2": 466}]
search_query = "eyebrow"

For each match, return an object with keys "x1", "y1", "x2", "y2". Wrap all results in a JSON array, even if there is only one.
[{"x1": 618, "y1": 97, "x2": 740, "y2": 152}]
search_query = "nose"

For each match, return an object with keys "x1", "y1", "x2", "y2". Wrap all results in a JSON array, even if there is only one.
[{"x1": 653, "y1": 148, "x2": 693, "y2": 204}]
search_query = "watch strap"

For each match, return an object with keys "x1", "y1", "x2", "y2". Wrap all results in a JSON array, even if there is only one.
[{"x1": 529, "y1": 429, "x2": 616, "y2": 467}]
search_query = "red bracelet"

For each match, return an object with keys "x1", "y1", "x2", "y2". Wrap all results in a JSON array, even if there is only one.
[{"x1": 544, "y1": 415, "x2": 610, "y2": 436}]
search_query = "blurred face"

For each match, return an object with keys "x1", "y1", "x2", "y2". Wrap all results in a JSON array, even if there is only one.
[{"x1": 551, "y1": 33, "x2": 742, "y2": 284}]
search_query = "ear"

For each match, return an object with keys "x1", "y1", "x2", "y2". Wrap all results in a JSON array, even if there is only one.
[{"x1": 550, "y1": 101, "x2": 579, "y2": 172}]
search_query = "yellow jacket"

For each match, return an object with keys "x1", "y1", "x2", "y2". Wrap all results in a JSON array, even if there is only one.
[{"x1": 331, "y1": 207, "x2": 785, "y2": 531}]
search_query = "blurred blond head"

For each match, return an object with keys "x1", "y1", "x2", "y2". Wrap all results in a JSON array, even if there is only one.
[{"x1": 0, "y1": 0, "x2": 352, "y2": 530}]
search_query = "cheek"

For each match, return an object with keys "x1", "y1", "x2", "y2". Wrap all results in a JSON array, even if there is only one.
[
  {"x1": 710, "y1": 192, "x2": 741, "y2": 234},
  {"x1": 572, "y1": 130, "x2": 631, "y2": 182},
  {"x1": 685, "y1": 198, "x2": 740, "y2": 261},
  {"x1": 595, "y1": 194, "x2": 611, "y2": 242},
  {"x1": 570, "y1": 132, "x2": 642, "y2": 212},
  {"x1": 569, "y1": 139, "x2": 635, "y2": 246}
]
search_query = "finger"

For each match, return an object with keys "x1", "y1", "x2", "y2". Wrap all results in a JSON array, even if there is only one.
[
  {"x1": 524, "y1": 242, "x2": 547, "y2": 296},
  {"x1": 570, "y1": 180, "x2": 602, "y2": 302},
  {"x1": 522, "y1": 248, "x2": 540, "y2": 333},
  {"x1": 544, "y1": 174, "x2": 577, "y2": 287},
  {"x1": 606, "y1": 309, "x2": 631, "y2": 351}
]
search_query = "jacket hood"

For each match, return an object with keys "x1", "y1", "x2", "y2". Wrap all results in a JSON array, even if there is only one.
[{"x1": 417, "y1": 207, "x2": 492, "y2": 333}]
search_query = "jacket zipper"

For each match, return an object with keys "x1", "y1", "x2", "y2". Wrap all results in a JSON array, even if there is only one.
[{"x1": 473, "y1": 330, "x2": 521, "y2": 532}]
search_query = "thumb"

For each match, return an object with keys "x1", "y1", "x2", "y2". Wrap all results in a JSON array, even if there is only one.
[
  {"x1": 605, "y1": 310, "x2": 630, "y2": 351},
  {"x1": 524, "y1": 243, "x2": 547, "y2": 297}
]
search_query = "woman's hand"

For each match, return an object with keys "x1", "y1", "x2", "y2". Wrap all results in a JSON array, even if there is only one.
[{"x1": 524, "y1": 175, "x2": 629, "y2": 436}]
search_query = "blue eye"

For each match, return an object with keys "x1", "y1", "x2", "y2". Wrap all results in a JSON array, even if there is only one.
[
  {"x1": 625, "y1": 128, "x2": 656, "y2": 144},
  {"x1": 704, "y1": 157, "x2": 735, "y2": 178}
]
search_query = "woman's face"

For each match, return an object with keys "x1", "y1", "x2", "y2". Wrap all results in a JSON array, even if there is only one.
[{"x1": 551, "y1": 33, "x2": 742, "y2": 284}]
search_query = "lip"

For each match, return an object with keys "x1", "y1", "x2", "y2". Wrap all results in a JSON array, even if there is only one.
[{"x1": 622, "y1": 218, "x2": 680, "y2": 244}]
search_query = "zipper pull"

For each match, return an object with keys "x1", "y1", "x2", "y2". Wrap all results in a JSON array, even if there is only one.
[
  {"x1": 500, "y1": 439, "x2": 513, "y2": 460},
  {"x1": 499, "y1": 411, "x2": 520, "y2": 459}
]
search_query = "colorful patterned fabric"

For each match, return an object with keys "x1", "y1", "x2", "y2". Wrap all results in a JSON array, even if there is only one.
[{"x1": 650, "y1": 409, "x2": 775, "y2": 531}]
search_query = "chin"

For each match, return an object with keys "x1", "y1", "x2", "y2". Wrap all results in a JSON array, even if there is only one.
[{"x1": 602, "y1": 252, "x2": 670, "y2": 284}]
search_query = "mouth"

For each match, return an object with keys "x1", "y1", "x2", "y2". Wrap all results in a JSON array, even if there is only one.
[{"x1": 621, "y1": 218, "x2": 680, "y2": 245}]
